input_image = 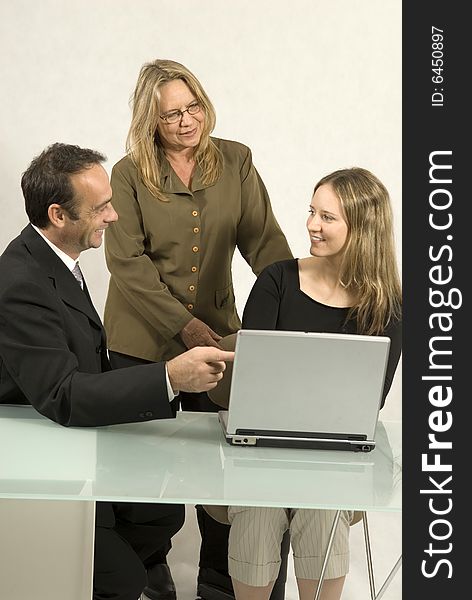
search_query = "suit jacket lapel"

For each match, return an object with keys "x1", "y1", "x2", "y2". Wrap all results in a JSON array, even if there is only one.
[{"x1": 21, "y1": 225, "x2": 103, "y2": 330}]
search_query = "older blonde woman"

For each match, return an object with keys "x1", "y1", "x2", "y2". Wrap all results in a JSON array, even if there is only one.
[{"x1": 103, "y1": 59, "x2": 293, "y2": 600}]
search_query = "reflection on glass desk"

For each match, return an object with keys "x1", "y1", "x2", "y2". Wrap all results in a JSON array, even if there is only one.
[{"x1": 0, "y1": 405, "x2": 401, "y2": 512}]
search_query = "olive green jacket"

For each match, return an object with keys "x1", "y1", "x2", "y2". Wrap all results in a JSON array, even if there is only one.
[{"x1": 104, "y1": 137, "x2": 292, "y2": 361}]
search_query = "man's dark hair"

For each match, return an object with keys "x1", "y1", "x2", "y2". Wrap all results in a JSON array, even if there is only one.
[{"x1": 21, "y1": 143, "x2": 107, "y2": 228}]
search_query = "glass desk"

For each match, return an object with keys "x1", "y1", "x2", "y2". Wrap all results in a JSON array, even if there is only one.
[{"x1": 0, "y1": 406, "x2": 401, "y2": 599}]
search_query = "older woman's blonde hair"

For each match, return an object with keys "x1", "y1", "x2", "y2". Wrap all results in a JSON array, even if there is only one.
[
  {"x1": 126, "y1": 59, "x2": 222, "y2": 200},
  {"x1": 314, "y1": 168, "x2": 402, "y2": 335}
]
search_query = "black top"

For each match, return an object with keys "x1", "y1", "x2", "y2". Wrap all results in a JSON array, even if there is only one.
[{"x1": 242, "y1": 259, "x2": 402, "y2": 408}]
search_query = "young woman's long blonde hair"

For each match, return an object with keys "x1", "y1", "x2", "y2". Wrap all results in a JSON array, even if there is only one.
[
  {"x1": 315, "y1": 168, "x2": 402, "y2": 335},
  {"x1": 126, "y1": 59, "x2": 222, "y2": 201}
]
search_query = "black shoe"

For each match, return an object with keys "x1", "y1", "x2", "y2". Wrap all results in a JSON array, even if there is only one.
[
  {"x1": 143, "y1": 563, "x2": 177, "y2": 600},
  {"x1": 197, "y1": 568, "x2": 234, "y2": 600}
]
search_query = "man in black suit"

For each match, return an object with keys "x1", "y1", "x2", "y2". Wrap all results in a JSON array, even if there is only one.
[{"x1": 0, "y1": 143, "x2": 234, "y2": 600}]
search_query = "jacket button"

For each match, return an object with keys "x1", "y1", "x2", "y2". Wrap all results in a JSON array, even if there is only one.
[
  {"x1": 189, "y1": 285, "x2": 195, "y2": 292},
  {"x1": 193, "y1": 227, "x2": 200, "y2": 233},
  {"x1": 188, "y1": 303, "x2": 194, "y2": 310},
  {"x1": 192, "y1": 210, "x2": 198, "y2": 217},
  {"x1": 191, "y1": 266, "x2": 197, "y2": 272},
  {"x1": 192, "y1": 246, "x2": 199, "y2": 253}
]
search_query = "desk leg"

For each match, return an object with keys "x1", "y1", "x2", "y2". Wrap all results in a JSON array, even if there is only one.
[
  {"x1": 362, "y1": 512, "x2": 402, "y2": 600},
  {"x1": 0, "y1": 498, "x2": 95, "y2": 600},
  {"x1": 313, "y1": 509, "x2": 341, "y2": 600},
  {"x1": 314, "y1": 511, "x2": 401, "y2": 600},
  {"x1": 374, "y1": 555, "x2": 402, "y2": 600},
  {"x1": 88, "y1": 501, "x2": 96, "y2": 599}
]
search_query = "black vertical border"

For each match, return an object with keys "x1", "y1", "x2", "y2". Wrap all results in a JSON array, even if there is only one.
[{"x1": 403, "y1": 3, "x2": 466, "y2": 597}]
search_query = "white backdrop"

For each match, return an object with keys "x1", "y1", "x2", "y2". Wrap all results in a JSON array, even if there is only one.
[{"x1": 0, "y1": 0, "x2": 401, "y2": 418}]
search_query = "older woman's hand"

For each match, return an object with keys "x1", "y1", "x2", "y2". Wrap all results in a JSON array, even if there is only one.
[{"x1": 180, "y1": 317, "x2": 223, "y2": 350}]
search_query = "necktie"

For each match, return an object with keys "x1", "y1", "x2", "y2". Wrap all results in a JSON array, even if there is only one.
[{"x1": 72, "y1": 262, "x2": 84, "y2": 290}]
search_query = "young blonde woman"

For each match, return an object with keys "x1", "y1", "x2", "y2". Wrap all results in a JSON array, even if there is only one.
[{"x1": 210, "y1": 167, "x2": 402, "y2": 600}]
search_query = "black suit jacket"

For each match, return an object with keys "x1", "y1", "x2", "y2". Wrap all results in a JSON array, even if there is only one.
[{"x1": 0, "y1": 225, "x2": 173, "y2": 427}]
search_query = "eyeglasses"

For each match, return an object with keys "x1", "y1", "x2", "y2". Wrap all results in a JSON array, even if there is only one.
[{"x1": 159, "y1": 101, "x2": 201, "y2": 124}]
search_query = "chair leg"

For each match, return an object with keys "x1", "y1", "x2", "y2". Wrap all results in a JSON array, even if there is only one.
[
  {"x1": 361, "y1": 512, "x2": 377, "y2": 600},
  {"x1": 313, "y1": 510, "x2": 341, "y2": 600}
]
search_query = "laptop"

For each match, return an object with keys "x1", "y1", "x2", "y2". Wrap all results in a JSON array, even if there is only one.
[{"x1": 218, "y1": 329, "x2": 390, "y2": 452}]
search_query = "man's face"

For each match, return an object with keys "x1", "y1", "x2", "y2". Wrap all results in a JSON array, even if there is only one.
[{"x1": 60, "y1": 164, "x2": 117, "y2": 258}]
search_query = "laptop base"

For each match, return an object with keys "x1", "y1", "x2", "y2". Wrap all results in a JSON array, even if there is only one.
[
  {"x1": 225, "y1": 434, "x2": 374, "y2": 452},
  {"x1": 219, "y1": 412, "x2": 375, "y2": 452}
]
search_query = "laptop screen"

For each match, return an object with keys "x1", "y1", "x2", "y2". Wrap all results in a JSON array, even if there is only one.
[{"x1": 225, "y1": 330, "x2": 390, "y2": 442}]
